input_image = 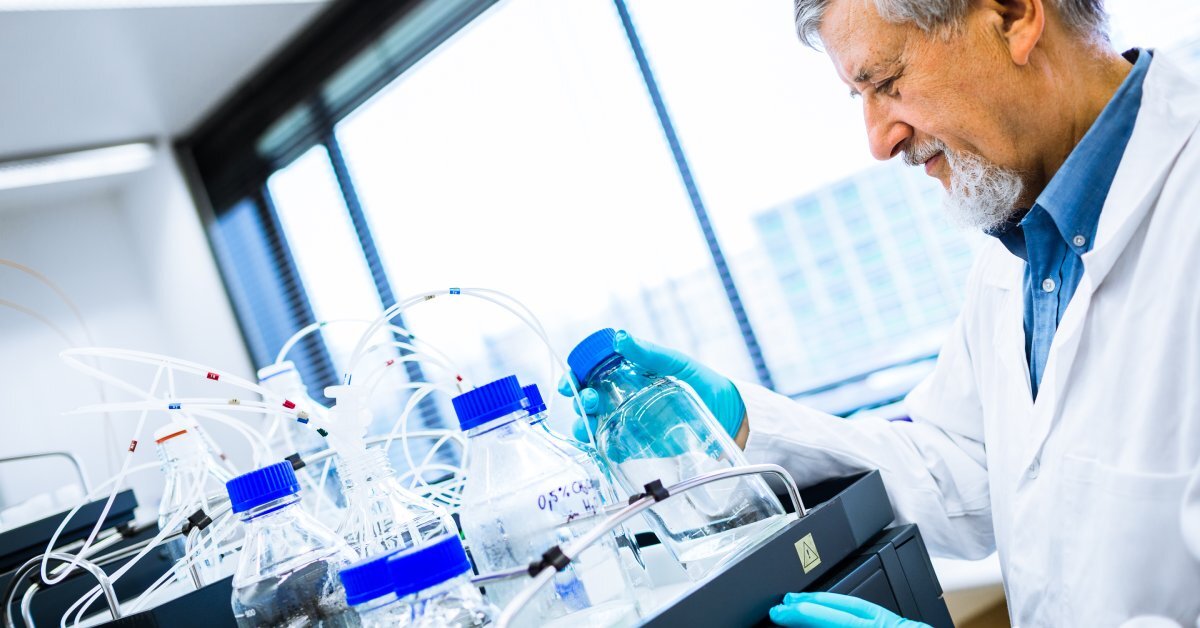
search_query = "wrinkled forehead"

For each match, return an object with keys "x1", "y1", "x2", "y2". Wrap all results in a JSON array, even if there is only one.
[{"x1": 818, "y1": 0, "x2": 912, "y2": 85}]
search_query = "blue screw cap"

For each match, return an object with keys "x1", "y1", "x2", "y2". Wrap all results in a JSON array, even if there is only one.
[
  {"x1": 388, "y1": 534, "x2": 471, "y2": 599},
  {"x1": 339, "y1": 551, "x2": 400, "y2": 606},
  {"x1": 522, "y1": 384, "x2": 547, "y2": 415},
  {"x1": 567, "y1": 328, "x2": 620, "y2": 385},
  {"x1": 225, "y1": 461, "x2": 299, "y2": 513},
  {"x1": 452, "y1": 375, "x2": 525, "y2": 431}
]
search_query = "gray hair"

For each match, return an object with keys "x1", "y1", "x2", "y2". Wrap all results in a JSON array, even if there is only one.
[{"x1": 793, "y1": 0, "x2": 1109, "y2": 48}]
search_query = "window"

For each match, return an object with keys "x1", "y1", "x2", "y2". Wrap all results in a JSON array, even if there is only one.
[
  {"x1": 267, "y1": 146, "x2": 385, "y2": 376},
  {"x1": 188, "y1": 0, "x2": 1200, "y2": 420},
  {"x1": 333, "y1": 0, "x2": 754, "y2": 391}
]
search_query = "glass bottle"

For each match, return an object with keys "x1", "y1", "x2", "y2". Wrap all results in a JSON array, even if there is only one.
[
  {"x1": 339, "y1": 549, "x2": 402, "y2": 627},
  {"x1": 455, "y1": 376, "x2": 640, "y2": 627},
  {"x1": 568, "y1": 328, "x2": 789, "y2": 580},
  {"x1": 226, "y1": 461, "x2": 360, "y2": 627},
  {"x1": 154, "y1": 421, "x2": 235, "y2": 580},
  {"x1": 326, "y1": 384, "x2": 453, "y2": 557},
  {"x1": 342, "y1": 534, "x2": 496, "y2": 627},
  {"x1": 388, "y1": 535, "x2": 497, "y2": 627}
]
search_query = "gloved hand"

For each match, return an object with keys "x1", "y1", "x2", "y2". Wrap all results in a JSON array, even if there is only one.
[
  {"x1": 769, "y1": 592, "x2": 929, "y2": 628},
  {"x1": 557, "y1": 330, "x2": 746, "y2": 442}
]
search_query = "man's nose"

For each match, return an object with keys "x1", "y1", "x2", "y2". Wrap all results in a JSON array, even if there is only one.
[{"x1": 864, "y1": 100, "x2": 912, "y2": 161}]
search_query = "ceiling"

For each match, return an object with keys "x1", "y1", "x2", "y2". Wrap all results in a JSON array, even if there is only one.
[{"x1": 0, "y1": 1, "x2": 329, "y2": 161}]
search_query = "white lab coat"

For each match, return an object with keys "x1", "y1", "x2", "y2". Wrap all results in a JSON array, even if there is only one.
[{"x1": 739, "y1": 50, "x2": 1200, "y2": 627}]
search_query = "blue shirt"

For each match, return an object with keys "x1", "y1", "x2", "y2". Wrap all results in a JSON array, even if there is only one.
[{"x1": 991, "y1": 48, "x2": 1150, "y2": 399}]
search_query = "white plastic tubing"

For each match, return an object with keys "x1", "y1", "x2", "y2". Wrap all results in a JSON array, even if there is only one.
[
  {"x1": 46, "y1": 287, "x2": 587, "y2": 623},
  {"x1": 48, "y1": 348, "x2": 315, "y2": 596}
]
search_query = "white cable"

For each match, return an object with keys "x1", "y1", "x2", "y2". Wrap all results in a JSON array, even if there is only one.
[
  {"x1": 62, "y1": 462, "x2": 209, "y2": 627},
  {"x1": 41, "y1": 366, "x2": 165, "y2": 586}
]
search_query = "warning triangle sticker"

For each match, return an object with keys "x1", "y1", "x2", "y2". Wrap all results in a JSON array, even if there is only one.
[{"x1": 795, "y1": 532, "x2": 822, "y2": 573}]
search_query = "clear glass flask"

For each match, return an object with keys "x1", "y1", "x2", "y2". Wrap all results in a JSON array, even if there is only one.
[
  {"x1": 226, "y1": 461, "x2": 361, "y2": 627},
  {"x1": 154, "y1": 421, "x2": 234, "y2": 578},
  {"x1": 455, "y1": 376, "x2": 639, "y2": 627},
  {"x1": 258, "y1": 361, "x2": 345, "y2": 528},
  {"x1": 568, "y1": 328, "x2": 788, "y2": 580},
  {"x1": 335, "y1": 446, "x2": 452, "y2": 556},
  {"x1": 326, "y1": 384, "x2": 452, "y2": 558}
]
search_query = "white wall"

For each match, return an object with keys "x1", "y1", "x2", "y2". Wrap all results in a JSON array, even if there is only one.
[{"x1": 0, "y1": 143, "x2": 253, "y2": 521}]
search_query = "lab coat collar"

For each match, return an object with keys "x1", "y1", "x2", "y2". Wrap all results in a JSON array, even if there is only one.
[{"x1": 1082, "y1": 50, "x2": 1200, "y2": 289}]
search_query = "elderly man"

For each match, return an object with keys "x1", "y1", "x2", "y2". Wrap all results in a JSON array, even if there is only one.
[{"x1": 564, "y1": 0, "x2": 1200, "y2": 625}]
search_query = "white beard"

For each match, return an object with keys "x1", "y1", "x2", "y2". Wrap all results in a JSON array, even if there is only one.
[
  {"x1": 942, "y1": 148, "x2": 1025, "y2": 232},
  {"x1": 904, "y1": 139, "x2": 1025, "y2": 232}
]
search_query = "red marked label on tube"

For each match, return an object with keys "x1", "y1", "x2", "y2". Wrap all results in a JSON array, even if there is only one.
[
  {"x1": 282, "y1": 399, "x2": 296, "y2": 409},
  {"x1": 128, "y1": 440, "x2": 138, "y2": 452},
  {"x1": 206, "y1": 372, "x2": 220, "y2": 381}
]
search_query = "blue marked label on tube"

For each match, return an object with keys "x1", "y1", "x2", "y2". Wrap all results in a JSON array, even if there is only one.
[
  {"x1": 168, "y1": 402, "x2": 181, "y2": 410},
  {"x1": 450, "y1": 287, "x2": 461, "y2": 295},
  {"x1": 296, "y1": 416, "x2": 310, "y2": 424}
]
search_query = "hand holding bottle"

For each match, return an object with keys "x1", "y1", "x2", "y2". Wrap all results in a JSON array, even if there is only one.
[{"x1": 557, "y1": 330, "x2": 746, "y2": 442}]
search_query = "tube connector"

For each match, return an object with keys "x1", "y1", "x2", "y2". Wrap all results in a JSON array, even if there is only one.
[
  {"x1": 181, "y1": 509, "x2": 212, "y2": 536},
  {"x1": 285, "y1": 452, "x2": 306, "y2": 471},
  {"x1": 527, "y1": 545, "x2": 571, "y2": 576},
  {"x1": 627, "y1": 479, "x2": 670, "y2": 504}
]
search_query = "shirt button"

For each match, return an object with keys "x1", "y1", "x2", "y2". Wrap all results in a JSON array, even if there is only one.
[
  {"x1": 1072, "y1": 235, "x2": 1087, "y2": 247},
  {"x1": 1028, "y1": 459, "x2": 1040, "y2": 478},
  {"x1": 1042, "y1": 278, "x2": 1056, "y2": 292}
]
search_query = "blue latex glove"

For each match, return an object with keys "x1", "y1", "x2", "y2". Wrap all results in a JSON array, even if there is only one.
[
  {"x1": 769, "y1": 592, "x2": 929, "y2": 628},
  {"x1": 557, "y1": 330, "x2": 746, "y2": 442}
]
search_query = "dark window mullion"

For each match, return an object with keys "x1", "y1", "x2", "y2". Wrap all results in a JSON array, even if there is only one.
[
  {"x1": 612, "y1": 0, "x2": 776, "y2": 390},
  {"x1": 255, "y1": 185, "x2": 342, "y2": 401},
  {"x1": 315, "y1": 97, "x2": 445, "y2": 428}
]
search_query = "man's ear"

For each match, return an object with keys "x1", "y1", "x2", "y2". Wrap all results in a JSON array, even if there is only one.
[{"x1": 991, "y1": 0, "x2": 1045, "y2": 65}]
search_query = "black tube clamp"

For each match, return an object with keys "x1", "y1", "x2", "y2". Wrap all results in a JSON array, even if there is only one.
[
  {"x1": 628, "y1": 479, "x2": 670, "y2": 505},
  {"x1": 285, "y1": 452, "x2": 306, "y2": 471},
  {"x1": 181, "y1": 509, "x2": 213, "y2": 536},
  {"x1": 527, "y1": 545, "x2": 572, "y2": 576}
]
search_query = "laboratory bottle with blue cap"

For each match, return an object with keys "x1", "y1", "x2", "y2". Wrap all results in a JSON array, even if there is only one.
[
  {"x1": 226, "y1": 461, "x2": 360, "y2": 627},
  {"x1": 568, "y1": 328, "x2": 788, "y2": 580},
  {"x1": 338, "y1": 549, "x2": 402, "y2": 626},
  {"x1": 455, "y1": 376, "x2": 639, "y2": 627},
  {"x1": 340, "y1": 535, "x2": 495, "y2": 627}
]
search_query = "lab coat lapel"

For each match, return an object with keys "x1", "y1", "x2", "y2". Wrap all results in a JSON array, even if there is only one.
[
  {"x1": 1021, "y1": 52, "x2": 1200, "y2": 465},
  {"x1": 989, "y1": 259, "x2": 1035, "y2": 437}
]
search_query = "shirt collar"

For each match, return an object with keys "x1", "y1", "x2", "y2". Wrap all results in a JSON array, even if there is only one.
[{"x1": 989, "y1": 48, "x2": 1152, "y2": 260}]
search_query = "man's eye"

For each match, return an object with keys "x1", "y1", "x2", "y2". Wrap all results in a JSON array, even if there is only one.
[{"x1": 875, "y1": 77, "x2": 898, "y2": 97}]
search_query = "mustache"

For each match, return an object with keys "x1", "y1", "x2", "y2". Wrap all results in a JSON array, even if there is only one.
[{"x1": 902, "y1": 139, "x2": 948, "y2": 167}]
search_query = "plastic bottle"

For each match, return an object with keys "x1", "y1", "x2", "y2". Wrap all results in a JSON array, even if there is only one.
[
  {"x1": 340, "y1": 534, "x2": 495, "y2": 627},
  {"x1": 154, "y1": 422, "x2": 234, "y2": 578},
  {"x1": 455, "y1": 376, "x2": 639, "y2": 627},
  {"x1": 325, "y1": 384, "x2": 452, "y2": 557},
  {"x1": 226, "y1": 461, "x2": 360, "y2": 627},
  {"x1": 257, "y1": 361, "x2": 345, "y2": 527},
  {"x1": 568, "y1": 328, "x2": 789, "y2": 580}
]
